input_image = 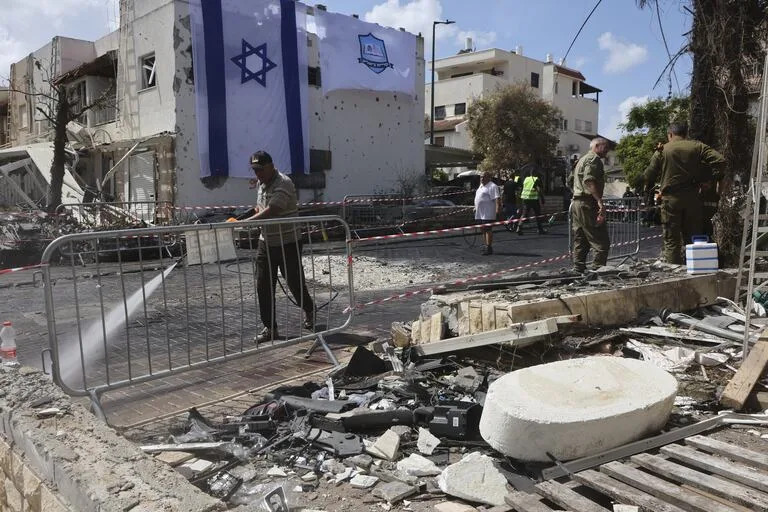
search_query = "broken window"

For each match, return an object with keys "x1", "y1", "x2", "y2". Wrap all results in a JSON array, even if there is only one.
[
  {"x1": 454, "y1": 103, "x2": 466, "y2": 116},
  {"x1": 18, "y1": 105, "x2": 27, "y2": 129},
  {"x1": 434, "y1": 106, "x2": 446, "y2": 120},
  {"x1": 68, "y1": 80, "x2": 87, "y2": 123},
  {"x1": 308, "y1": 66, "x2": 321, "y2": 87},
  {"x1": 530, "y1": 72, "x2": 539, "y2": 88},
  {"x1": 141, "y1": 53, "x2": 157, "y2": 89}
]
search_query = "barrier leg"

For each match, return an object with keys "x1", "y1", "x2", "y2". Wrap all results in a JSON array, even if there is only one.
[
  {"x1": 88, "y1": 389, "x2": 108, "y2": 423},
  {"x1": 304, "y1": 333, "x2": 339, "y2": 367}
]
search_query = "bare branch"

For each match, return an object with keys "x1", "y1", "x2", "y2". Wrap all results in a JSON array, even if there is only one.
[
  {"x1": 4, "y1": 86, "x2": 58, "y2": 103},
  {"x1": 35, "y1": 106, "x2": 56, "y2": 125},
  {"x1": 71, "y1": 82, "x2": 116, "y2": 119}
]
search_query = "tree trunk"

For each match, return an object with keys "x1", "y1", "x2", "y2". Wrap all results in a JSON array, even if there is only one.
[
  {"x1": 688, "y1": 0, "x2": 717, "y2": 146},
  {"x1": 46, "y1": 86, "x2": 68, "y2": 213}
]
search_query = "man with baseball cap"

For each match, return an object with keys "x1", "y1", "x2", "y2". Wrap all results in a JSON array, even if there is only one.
[{"x1": 243, "y1": 151, "x2": 316, "y2": 343}]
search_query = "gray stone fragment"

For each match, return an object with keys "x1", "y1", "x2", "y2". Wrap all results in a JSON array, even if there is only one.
[
  {"x1": 434, "y1": 502, "x2": 479, "y2": 512},
  {"x1": 345, "y1": 454, "x2": 374, "y2": 470},
  {"x1": 367, "y1": 428, "x2": 400, "y2": 461},
  {"x1": 417, "y1": 427, "x2": 440, "y2": 455},
  {"x1": 350, "y1": 474, "x2": 379, "y2": 489},
  {"x1": 372, "y1": 481, "x2": 417, "y2": 504},
  {"x1": 437, "y1": 452, "x2": 508, "y2": 506},
  {"x1": 390, "y1": 425, "x2": 412, "y2": 440},
  {"x1": 396, "y1": 453, "x2": 441, "y2": 477}
]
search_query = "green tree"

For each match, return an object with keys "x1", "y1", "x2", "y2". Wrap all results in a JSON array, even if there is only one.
[
  {"x1": 467, "y1": 83, "x2": 561, "y2": 176},
  {"x1": 615, "y1": 97, "x2": 689, "y2": 189}
]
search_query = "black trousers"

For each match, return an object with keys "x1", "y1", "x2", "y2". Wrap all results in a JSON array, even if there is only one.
[
  {"x1": 517, "y1": 199, "x2": 543, "y2": 231},
  {"x1": 256, "y1": 239, "x2": 314, "y2": 329}
]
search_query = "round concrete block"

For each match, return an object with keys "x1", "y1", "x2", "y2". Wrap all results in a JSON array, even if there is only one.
[{"x1": 479, "y1": 356, "x2": 678, "y2": 461}]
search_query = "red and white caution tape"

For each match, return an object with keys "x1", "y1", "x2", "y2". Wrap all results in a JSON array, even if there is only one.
[
  {"x1": 351, "y1": 211, "x2": 567, "y2": 243},
  {"x1": 171, "y1": 190, "x2": 474, "y2": 211},
  {"x1": 0, "y1": 263, "x2": 47, "y2": 276},
  {"x1": 345, "y1": 232, "x2": 664, "y2": 312}
]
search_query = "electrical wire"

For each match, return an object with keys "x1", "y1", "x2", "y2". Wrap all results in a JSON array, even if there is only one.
[
  {"x1": 654, "y1": 0, "x2": 681, "y2": 95},
  {"x1": 563, "y1": 0, "x2": 603, "y2": 63}
]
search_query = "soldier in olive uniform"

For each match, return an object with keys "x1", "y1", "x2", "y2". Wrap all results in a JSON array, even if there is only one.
[
  {"x1": 644, "y1": 124, "x2": 725, "y2": 264},
  {"x1": 571, "y1": 137, "x2": 610, "y2": 272}
]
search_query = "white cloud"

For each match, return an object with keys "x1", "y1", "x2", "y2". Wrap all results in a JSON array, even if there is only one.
[
  {"x1": 597, "y1": 32, "x2": 648, "y2": 73},
  {"x1": 568, "y1": 56, "x2": 587, "y2": 70},
  {"x1": 0, "y1": 27, "x2": 25, "y2": 85},
  {"x1": 363, "y1": 0, "x2": 493, "y2": 59},
  {"x1": 602, "y1": 95, "x2": 650, "y2": 141},
  {"x1": 0, "y1": 0, "x2": 118, "y2": 84}
]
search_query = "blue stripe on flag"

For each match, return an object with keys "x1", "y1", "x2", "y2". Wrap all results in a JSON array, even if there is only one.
[
  {"x1": 201, "y1": 1, "x2": 229, "y2": 177},
  {"x1": 280, "y1": 0, "x2": 305, "y2": 174}
]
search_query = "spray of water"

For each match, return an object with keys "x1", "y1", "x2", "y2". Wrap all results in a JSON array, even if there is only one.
[{"x1": 59, "y1": 262, "x2": 178, "y2": 388}]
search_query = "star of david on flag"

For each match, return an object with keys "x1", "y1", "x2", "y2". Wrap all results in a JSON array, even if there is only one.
[
  {"x1": 231, "y1": 40, "x2": 277, "y2": 86},
  {"x1": 189, "y1": 0, "x2": 309, "y2": 178}
]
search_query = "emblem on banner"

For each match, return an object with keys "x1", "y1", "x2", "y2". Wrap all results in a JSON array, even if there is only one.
[{"x1": 358, "y1": 33, "x2": 393, "y2": 74}]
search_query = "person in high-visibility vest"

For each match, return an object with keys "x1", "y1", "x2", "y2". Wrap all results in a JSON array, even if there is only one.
[{"x1": 516, "y1": 167, "x2": 546, "y2": 235}]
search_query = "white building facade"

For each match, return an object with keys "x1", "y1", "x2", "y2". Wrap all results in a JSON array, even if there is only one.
[{"x1": 2, "y1": 0, "x2": 426, "y2": 213}]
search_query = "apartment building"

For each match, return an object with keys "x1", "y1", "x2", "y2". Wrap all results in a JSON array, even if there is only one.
[
  {"x1": 425, "y1": 42, "x2": 609, "y2": 190},
  {"x1": 1, "y1": 0, "x2": 425, "y2": 212}
]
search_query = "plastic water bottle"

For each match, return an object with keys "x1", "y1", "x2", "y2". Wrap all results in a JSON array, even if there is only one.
[{"x1": 0, "y1": 321, "x2": 18, "y2": 365}]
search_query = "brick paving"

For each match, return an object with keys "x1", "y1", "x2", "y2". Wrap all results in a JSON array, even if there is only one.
[{"x1": 1, "y1": 222, "x2": 662, "y2": 428}]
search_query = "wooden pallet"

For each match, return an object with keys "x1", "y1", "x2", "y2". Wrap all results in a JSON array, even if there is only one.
[{"x1": 505, "y1": 435, "x2": 768, "y2": 512}]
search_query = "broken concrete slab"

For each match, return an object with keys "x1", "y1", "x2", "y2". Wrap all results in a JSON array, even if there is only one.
[
  {"x1": 366, "y1": 428, "x2": 401, "y2": 461},
  {"x1": 396, "y1": 453, "x2": 441, "y2": 477},
  {"x1": 416, "y1": 427, "x2": 440, "y2": 455},
  {"x1": 350, "y1": 474, "x2": 379, "y2": 489},
  {"x1": 345, "y1": 454, "x2": 374, "y2": 471},
  {"x1": 479, "y1": 357, "x2": 678, "y2": 462},
  {"x1": 437, "y1": 452, "x2": 508, "y2": 506},
  {"x1": 372, "y1": 480, "x2": 417, "y2": 503},
  {"x1": 433, "y1": 501, "x2": 479, "y2": 512},
  {"x1": 426, "y1": 272, "x2": 736, "y2": 338}
]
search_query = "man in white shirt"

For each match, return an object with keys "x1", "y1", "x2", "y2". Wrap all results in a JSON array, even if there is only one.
[{"x1": 474, "y1": 171, "x2": 501, "y2": 255}]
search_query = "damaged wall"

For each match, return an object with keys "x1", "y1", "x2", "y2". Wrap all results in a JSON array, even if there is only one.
[
  {"x1": 171, "y1": 1, "x2": 426, "y2": 206},
  {"x1": 0, "y1": 366, "x2": 224, "y2": 512}
]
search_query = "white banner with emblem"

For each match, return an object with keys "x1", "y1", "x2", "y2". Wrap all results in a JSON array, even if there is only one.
[{"x1": 313, "y1": 10, "x2": 417, "y2": 97}]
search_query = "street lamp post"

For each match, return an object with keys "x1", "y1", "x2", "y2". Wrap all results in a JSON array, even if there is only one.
[{"x1": 430, "y1": 19, "x2": 455, "y2": 146}]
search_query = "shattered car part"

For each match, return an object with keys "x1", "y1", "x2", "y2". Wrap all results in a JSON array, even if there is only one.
[
  {"x1": 206, "y1": 470, "x2": 243, "y2": 501},
  {"x1": 660, "y1": 309, "x2": 750, "y2": 343},
  {"x1": 310, "y1": 430, "x2": 365, "y2": 457},
  {"x1": 280, "y1": 395, "x2": 354, "y2": 414},
  {"x1": 416, "y1": 401, "x2": 483, "y2": 440}
]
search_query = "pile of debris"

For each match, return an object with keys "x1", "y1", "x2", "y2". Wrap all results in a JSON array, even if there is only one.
[
  {"x1": 141, "y1": 346, "x2": 517, "y2": 509},
  {"x1": 135, "y1": 298, "x2": 768, "y2": 510}
]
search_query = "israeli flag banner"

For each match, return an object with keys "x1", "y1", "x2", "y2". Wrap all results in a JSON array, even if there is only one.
[
  {"x1": 189, "y1": 0, "x2": 309, "y2": 178},
  {"x1": 313, "y1": 10, "x2": 417, "y2": 97}
]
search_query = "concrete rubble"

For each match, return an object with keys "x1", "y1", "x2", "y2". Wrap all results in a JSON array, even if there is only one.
[{"x1": 118, "y1": 263, "x2": 768, "y2": 510}]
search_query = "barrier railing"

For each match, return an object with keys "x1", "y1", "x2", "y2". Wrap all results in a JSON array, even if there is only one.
[
  {"x1": 568, "y1": 196, "x2": 642, "y2": 264},
  {"x1": 342, "y1": 194, "x2": 406, "y2": 239},
  {"x1": 40, "y1": 215, "x2": 353, "y2": 421},
  {"x1": 55, "y1": 201, "x2": 176, "y2": 227}
]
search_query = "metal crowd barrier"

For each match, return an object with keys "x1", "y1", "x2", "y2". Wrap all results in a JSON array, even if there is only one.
[
  {"x1": 55, "y1": 201, "x2": 175, "y2": 227},
  {"x1": 40, "y1": 215, "x2": 354, "y2": 421},
  {"x1": 342, "y1": 194, "x2": 406, "y2": 239},
  {"x1": 568, "y1": 196, "x2": 642, "y2": 264}
]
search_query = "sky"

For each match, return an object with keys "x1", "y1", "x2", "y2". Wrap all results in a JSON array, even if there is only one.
[{"x1": 0, "y1": 0, "x2": 693, "y2": 141}]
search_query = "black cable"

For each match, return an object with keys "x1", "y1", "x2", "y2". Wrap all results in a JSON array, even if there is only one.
[
  {"x1": 654, "y1": 0, "x2": 681, "y2": 94},
  {"x1": 563, "y1": 0, "x2": 603, "y2": 62}
]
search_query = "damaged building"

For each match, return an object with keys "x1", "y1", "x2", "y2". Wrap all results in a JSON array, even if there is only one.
[{"x1": 0, "y1": 0, "x2": 426, "y2": 219}]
